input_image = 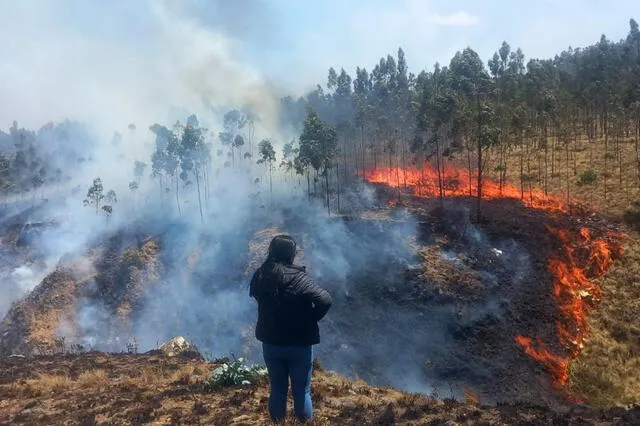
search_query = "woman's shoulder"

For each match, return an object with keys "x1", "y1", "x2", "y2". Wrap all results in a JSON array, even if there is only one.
[
  {"x1": 281, "y1": 264, "x2": 310, "y2": 283},
  {"x1": 286, "y1": 264, "x2": 306, "y2": 273}
]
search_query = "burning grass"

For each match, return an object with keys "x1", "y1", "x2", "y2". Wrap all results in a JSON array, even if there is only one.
[
  {"x1": 515, "y1": 225, "x2": 624, "y2": 391},
  {"x1": 361, "y1": 161, "x2": 567, "y2": 212},
  {"x1": 362, "y1": 161, "x2": 624, "y2": 399},
  {"x1": 567, "y1": 233, "x2": 640, "y2": 407}
]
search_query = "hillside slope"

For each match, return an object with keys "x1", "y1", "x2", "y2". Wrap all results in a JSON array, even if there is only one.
[{"x1": 1, "y1": 352, "x2": 639, "y2": 426}]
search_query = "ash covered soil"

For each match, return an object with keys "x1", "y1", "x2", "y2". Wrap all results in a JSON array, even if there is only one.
[{"x1": 0, "y1": 352, "x2": 639, "y2": 426}]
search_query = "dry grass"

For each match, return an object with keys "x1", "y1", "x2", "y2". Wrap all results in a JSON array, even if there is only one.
[
  {"x1": 23, "y1": 374, "x2": 71, "y2": 397},
  {"x1": 485, "y1": 136, "x2": 639, "y2": 218},
  {"x1": 76, "y1": 369, "x2": 109, "y2": 389},
  {"x1": 1, "y1": 353, "x2": 638, "y2": 425}
]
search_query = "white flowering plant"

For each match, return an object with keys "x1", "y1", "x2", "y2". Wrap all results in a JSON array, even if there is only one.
[{"x1": 208, "y1": 356, "x2": 268, "y2": 387}]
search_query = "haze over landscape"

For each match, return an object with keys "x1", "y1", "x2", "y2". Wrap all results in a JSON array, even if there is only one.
[
  {"x1": 3, "y1": 0, "x2": 640, "y2": 128},
  {"x1": 1, "y1": 1, "x2": 640, "y2": 425}
]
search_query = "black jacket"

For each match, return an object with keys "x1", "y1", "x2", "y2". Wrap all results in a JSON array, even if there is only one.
[{"x1": 250, "y1": 264, "x2": 332, "y2": 346}]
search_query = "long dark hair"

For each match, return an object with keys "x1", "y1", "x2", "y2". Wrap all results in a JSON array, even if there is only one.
[{"x1": 251, "y1": 234, "x2": 297, "y2": 298}]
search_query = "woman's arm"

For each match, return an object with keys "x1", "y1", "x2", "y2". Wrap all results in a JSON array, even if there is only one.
[{"x1": 296, "y1": 274, "x2": 332, "y2": 321}]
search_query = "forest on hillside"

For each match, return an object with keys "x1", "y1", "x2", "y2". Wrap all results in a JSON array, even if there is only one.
[
  {"x1": 2, "y1": 19, "x2": 640, "y2": 221},
  {"x1": 277, "y1": 18, "x2": 640, "y2": 218}
]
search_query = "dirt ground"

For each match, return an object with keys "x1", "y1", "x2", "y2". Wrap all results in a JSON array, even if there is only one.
[{"x1": 0, "y1": 352, "x2": 639, "y2": 426}]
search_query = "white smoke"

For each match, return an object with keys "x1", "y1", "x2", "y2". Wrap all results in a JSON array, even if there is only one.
[{"x1": 0, "y1": 0, "x2": 281, "y2": 142}]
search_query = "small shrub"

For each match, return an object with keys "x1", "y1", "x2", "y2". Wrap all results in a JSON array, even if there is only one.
[
  {"x1": 77, "y1": 369, "x2": 109, "y2": 388},
  {"x1": 578, "y1": 170, "x2": 597, "y2": 186},
  {"x1": 208, "y1": 356, "x2": 267, "y2": 388},
  {"x1": 623, "y1": 202, "x2": 640, "y2": 230},
  {"x1": 23, "y1": 374, "x2": 71, "y2": 396}
]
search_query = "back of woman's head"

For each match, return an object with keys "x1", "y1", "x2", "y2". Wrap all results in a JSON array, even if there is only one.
[
  {"x1": 266, "y1": 234, "x2": 296, "y2": 265},
  {"x1": 252, "y1": 234, "x2": 297, "y2": 298}
]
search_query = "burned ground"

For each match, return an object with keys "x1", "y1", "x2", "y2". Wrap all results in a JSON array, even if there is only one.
[
  {"x1": 0, "y1": 192, "x2": 628, "y2": 410},
  {"x1": 0, "y1": 352, "x2": 639, "y2": 426}
]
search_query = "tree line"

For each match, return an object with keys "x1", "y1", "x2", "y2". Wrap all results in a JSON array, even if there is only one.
[
  {"x1": 0, "y1": 120, "x2": 95, "y2": 205},
  {"x1": 7, "y1": 19, "x2": 640, "y2": 221},
  {"x1": 280, "y1": 18, "x2": 640, "y2": 219}
]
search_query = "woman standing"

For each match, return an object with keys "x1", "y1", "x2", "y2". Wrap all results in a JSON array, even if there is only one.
[{"x1": 250, "y1": 234, "x2": 332, "y2": 423}]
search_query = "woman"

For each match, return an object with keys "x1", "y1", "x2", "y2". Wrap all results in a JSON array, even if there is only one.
[{"x1": 250, "y1": 234, "x2": 332, "y2": 423}]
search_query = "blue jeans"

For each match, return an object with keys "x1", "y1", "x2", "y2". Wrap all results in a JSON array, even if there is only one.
[{"x1": 262, "y1": 343, "x2": 313, "y2": 422}]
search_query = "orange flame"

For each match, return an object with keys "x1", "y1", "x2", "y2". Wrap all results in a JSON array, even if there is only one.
[
  {"x1": 361, "y1": 162, "x2": 624, "y2": 390},
  {"x1": 361, "y1": 162, "x2": 566, "y2": 211},
  {"x1": 514, "y1": 336, "x2": 570, "y2": 385}
]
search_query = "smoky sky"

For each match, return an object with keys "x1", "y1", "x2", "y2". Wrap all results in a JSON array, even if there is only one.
[{"x1": 181, "y1": 0, "x2": 283, "y2": 48}]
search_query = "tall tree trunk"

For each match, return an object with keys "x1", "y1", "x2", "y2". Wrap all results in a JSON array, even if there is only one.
[
  {"x1": 476, "y1": 100, "x2": 482, "y2": 223},
  {"x1": 195, "y1": 168, "x2": 204, "y2": 223},
  {"x1": 477, "y1": 137, "x2": 482, "y2": 223},
  {"x1": 617, "y1": 128, "x2": 622, "y2": 187},
  {"x1": 313, "y1": 169, "x2": 317, "y2": 195},
  {"x1": 336, "y1": 162, "x2": 340, "y2": 214},
  {"x1": 573, "y1": 126, "x2": 578, "y2": 176},
  {"x1": 387, "y1": 146, "x2": 392, "y2": 187},
  {"x1": 604, "y1": 115, "x2": 609, "y2": 201},
  {"x1": 467, "y1": 135, "x2": 473, "y2": 197},
  {"x1": 342, "y1": 137, "x2": 348, "y2": 187},
  {"x1": 401, "y1": 136, "x2": 407, "y2": 189},
  {"x1": 325, "y1": 167, "x2": 330, "y2": 215},
  {"x1": 527, "y1": 143, "x2": 533, "y2": 204},
  {"x1": 205, "y1": 167, "x2": 211, "y2": 206},
  {"x1": 566, "y1": 138, "x2": 570, "y2": 206},
  {"x1": 435, "y1": 134, "x2": 444, "y2": 200},
  {"x1": 395, "y1": 156, "x2": 400, "y2": 197},
  {"x1": 269, "y1": 163, "x2": 273, "y2": 207},
  {"x1": 544, "y1": 127, "x2": 549, "y2": 195},
  {"x1": 373, "y1": 142, "x2": 377, "y2": 170},
  {"x1": 420, "y1": 154, "x2": 425, "y2": 197},
  {"x1": 520, "y1": 141, "x2": 525, "y2": 200},
  {"x1": 551, "y1": 130, "x2": 556, "y2": 177},
  {"x1": 361, "y1": 124, "x2": 366, "y2": 178},
  {"x1": 175, "y1": 176, "x2": 181, "y2": 217}
]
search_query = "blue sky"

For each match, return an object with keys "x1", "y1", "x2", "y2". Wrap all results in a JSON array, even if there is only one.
[
  {"x1": 63, "y1": 0, "x2": 639, "y2": 92},
  {"x1": 1, "y1": 0, "x2": 639, "y2": 130},
  {"x1": 234, "y1": 0, "x2": 640, "y2": 91}
]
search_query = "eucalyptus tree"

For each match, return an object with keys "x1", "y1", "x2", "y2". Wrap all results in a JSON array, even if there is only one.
[
  {"x1": 449, "y1": 47, "x2": 499, "y2": 221},
  {"x1": 257, "y1": 139, "x2": 276, "y2": 203},
  {"x1": 297, "y1": 108, "x2": 338, "y2": 213}
]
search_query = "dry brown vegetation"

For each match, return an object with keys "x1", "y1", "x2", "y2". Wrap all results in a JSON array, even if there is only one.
[
  {"x1": 485, "y1": 136, "x2": 638, "y2": 218},
  {"x1": 1, "y1": 352, "x2": 638, "y2": 425},
  {"x1": 0, "y1": 236, "x2": 161, "y2": 357}
]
